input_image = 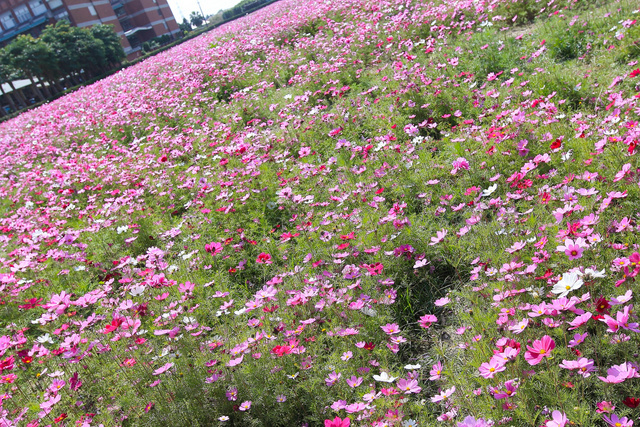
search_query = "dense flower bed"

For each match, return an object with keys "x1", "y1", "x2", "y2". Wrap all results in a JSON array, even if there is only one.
[{"x1": 0, "y1": 0, "x2": 639, "y2": 425}]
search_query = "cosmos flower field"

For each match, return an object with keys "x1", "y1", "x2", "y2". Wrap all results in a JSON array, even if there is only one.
[{"x1": 0, "y1": 0, "x2": 639, "y2": 425}]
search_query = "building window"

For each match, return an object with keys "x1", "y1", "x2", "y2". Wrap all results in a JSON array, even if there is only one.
[
  {"x1": 114, "y1": 6, "x2": 126, "y2": 17},
  {"x1": 54, "y1": 10, "x2": 68, "y2": 20},
  {"x1": 46, "y1": 0, "x2": 63, "y2": 9},
  {"x1": 1, "y1": 13, "x2": 17, "y2": 29},
  {"x1": 88, "y1": 5, "x2": 97, "y2": 16},
  {"x1": 15, "y1": 5, "x2": 32, "y2": 23},
  {"x1": 119, "y1": 18, "x2": 132, "y2": 31},
  {"x1": 29, "y1": 0, "x2": 47, "y2": 15},
  {"x1": 127, "y1": 35, "x2": 140, "y2": 48}
]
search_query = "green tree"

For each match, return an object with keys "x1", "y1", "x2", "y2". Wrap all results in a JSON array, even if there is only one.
[
  {"x1": 40, "y1": 21, "x2": 106, "y2": 84},
  {"x1": 2, "y1": 35, "x2": 56, "y2": 101},
  {"x1": 0, "y1": 50, "x2": 26, "y2": 111},
  {"x1": 90, "y1": 24, "x2": 125, "y2": 67},
  {"x1": 179, "y1": 18, "x2": 192, "y2": 33},
  {"x1": 189, "y1": 11, "x2": 204, "y2": 28}
]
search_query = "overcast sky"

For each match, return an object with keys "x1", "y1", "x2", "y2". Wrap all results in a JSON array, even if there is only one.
[{"x1": 167, "y1": 0, "x2": 243, "y2": 22}]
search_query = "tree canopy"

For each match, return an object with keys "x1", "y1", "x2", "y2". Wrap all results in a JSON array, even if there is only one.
[{"x1": 1, "y1": 21, "x2": 125, "y2": 87}]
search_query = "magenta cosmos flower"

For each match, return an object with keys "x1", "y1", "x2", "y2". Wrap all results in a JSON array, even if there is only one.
[
  {"x1": 325, "y1": 416, "x2": 350, "y2": 427},
  {"x1": 418, "y1": 314, "x2": 437, "y2": 328},
  {"x1": 524, "y1": 335, "x2": 555, "y2": 365}
]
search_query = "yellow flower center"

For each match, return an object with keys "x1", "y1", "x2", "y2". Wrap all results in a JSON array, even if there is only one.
[{"x1": 539, "y1": 349, "x2": 546, "y2": 354}]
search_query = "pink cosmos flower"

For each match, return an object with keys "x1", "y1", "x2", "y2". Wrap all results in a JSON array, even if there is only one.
[
  {"x1": 568, "y1": 332, "x2": 588, "y2": 347},
  {"x1": 239, "y1": 401, "x2": 251, "y2": 411},
  {"x1": 556, "y1": 238, "x2": 587, "y2": 260},
  {"x1": 429, "y1": 229, "x2": 448, "y2": 245},
  {"x1": 596, "y1": 401, "x2": 615, "y2": 413},
  {"x1": 509, "y1": 318, "x2": 529, "y2": 334},
  {"x1": 491, "y1": 379, "x2": 518, "y2": 400},
  {"x1": 226, "y1": 388, "x2": 238, "y2": 401},
  {"x1": 567, "y1": 312, "x2": 592, "y2": 330},
  {"x1": 346, "y1": 376, "x2": 363, "y2": 388},
  {"x1": 600, "y1": 305, "x2": 640, "y2": 333},
  {"x1": 524, "y1": 335, "x2": 555, "y2": 365},
  {"x1": 457, "y1": 416, "x2": 489, "y2": 427},
  {"x1": 451, "y1": 157, "x2": 470, "y2": 175},
  {"x1": 226, "y1": 355, "x2": 244, "y2": 367},
  {"x1": 204, "y1": 242, "x2": 223, "y2": 255},
  {"x1": 546, "y1": 410, "x2": 568, "y2": 427},
  {"x1": 598, "y1": 362, "x2": 640, "y2": 383},
  {"x1": 434, "y1": 297, "x2": 450, "y2": 306},
  {"x1": 431, "y1": 386, "x2": 456, "y2": 403},
  {"x1": 152, "y1": 362, "x2": 174, "y2": 376},
  {"x1": 325, "y1": 371, "x2": 341, "y2": 387},
  {"x1": 603, "y1": 414, "x2": 633, "y2": 427},
  {"x1": 381, "y1": 323, "x2": 400, "y2": 334},
  {"x1": 429, "y1": 362, "x2": 443, "y2": 380},
  {"x1": 559, "y1": 358, "x2": 596, "y2": 377},
  {"x1": 397, "y1": 378, "x2": 421, "y2": 394},
  {"x1": 479, "y1": 358, "x2": 506, "y2": 379},
  {"x1": 325, "y1": 417, "x2": 350, "y2": 427},
  {"x1": 418, "y1": 314, "x2": 437, "y2": 328}
]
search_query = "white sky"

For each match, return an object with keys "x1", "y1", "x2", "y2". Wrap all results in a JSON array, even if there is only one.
[{"x1": 166, "y1": 0, "x2": 243, "y2": 22}]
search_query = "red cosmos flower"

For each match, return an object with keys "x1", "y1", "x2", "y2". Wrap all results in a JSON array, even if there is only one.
[
  {"x1": 262, "y1": 305, "x2": 279, "y2": 313},
  {"x1": 595, "y1": 297, "x2": 611, "y2": 314},
  {"x1": 629, "y1": 69, "x2": 640, "y2": 78},
  {"x1": 0, "y1": 357, "x2": 14, "y2": 373},
  {"x1": 103, "y1": 318, "x2": 123, "y2": 334},
  {"x1": 622, "y1": 397, "x2": 640, "y2": 408},
  {"x1": 363, "y1": 342, "x2": 376, "y2": 351},
  {"x1": 271, "y1": 345, "x2": 292, "y2": 357},
  {"x1": 54, "y1": 413, "x2": 67, "y2": 424},
  {"x1": 158, "y1": 155, "x2": 168, "y2": 163},
  {"x1": 256, "y1": 252, "x2": 272, "y2": 264}
]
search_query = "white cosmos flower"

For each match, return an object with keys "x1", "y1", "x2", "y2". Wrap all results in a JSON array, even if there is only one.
[
  {"x1": 551, "y1": 271, "x2": 584, "y2": 297},
  {"x1": 482, "y1": 184, "x2": 498, "y2": 197},
  {"x1": 372, "y1": 372, "x2": 397, "y2": 383},
  {"x1": 577, "y1": 268, "x2": 606, "y2": 279},
  {"x1": 37, "y1": 333, "x2": 54, "y2": 344},
  {"x1": 404, "y1": 364, "x2": 422, "y2": 370},
  {"x1": 129, "y1": 285, "x2": 145, "y2": 297}
]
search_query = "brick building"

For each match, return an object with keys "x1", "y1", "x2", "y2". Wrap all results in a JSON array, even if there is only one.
[{"x1": 0, "y1": 0, "x2": 180, "y2": 58}]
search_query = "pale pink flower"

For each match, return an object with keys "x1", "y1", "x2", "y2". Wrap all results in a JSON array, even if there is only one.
[{"x1": 479, "y1": 358, "x2": 506, "y2": 378}]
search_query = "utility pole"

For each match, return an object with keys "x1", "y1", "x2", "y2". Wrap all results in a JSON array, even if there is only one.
[{"x1": 197, "y1": 0, "x2": 205, "y2": 19}]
